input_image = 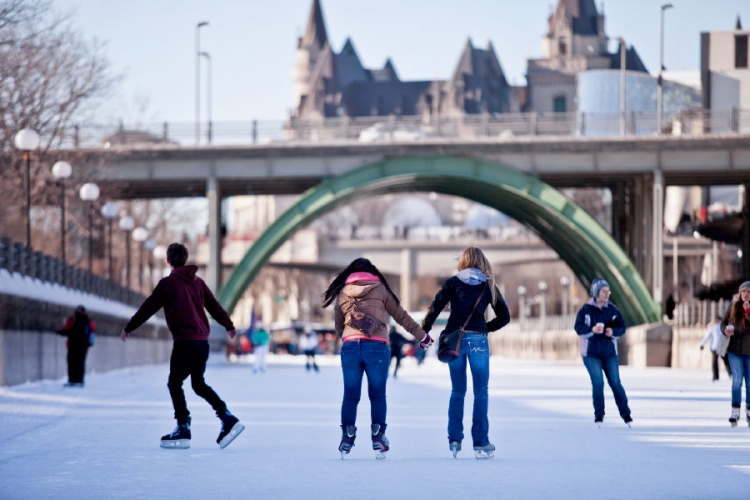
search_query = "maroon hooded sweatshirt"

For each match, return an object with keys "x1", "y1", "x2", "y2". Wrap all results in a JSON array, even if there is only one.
[{"x1": 124, "y1": 265, "x2": 235, "y2": 341}]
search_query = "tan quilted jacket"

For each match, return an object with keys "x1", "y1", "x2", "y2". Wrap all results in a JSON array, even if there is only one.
[{"x1": 334, "y1": 280, "x2": 427, "y2": 344}]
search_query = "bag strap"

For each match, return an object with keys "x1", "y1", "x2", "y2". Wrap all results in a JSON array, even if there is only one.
[{"x1": 460, "y1": 283, "x2": 487, "y2": 332}]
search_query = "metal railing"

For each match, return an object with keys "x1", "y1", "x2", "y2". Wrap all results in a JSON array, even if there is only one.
[
  {"x1": 51, "y1": 108, "x2": 750, "y2": 149},
  {"x1": 0, "y1": 237, "x2": 145, "y2": 307}
]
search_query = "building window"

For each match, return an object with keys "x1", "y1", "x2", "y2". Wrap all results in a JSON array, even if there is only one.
[
  {"x1": 553, "y1": 95, "x2": 567, "y2": 113},
  {"x1": 736, "y1": 35, "x2": 748, "y2": 68},
  {"x1": 558, "y1": 39, "x2": 567, "y2": 56}
]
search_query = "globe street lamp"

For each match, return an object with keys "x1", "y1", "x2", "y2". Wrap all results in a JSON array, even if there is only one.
[
  {"x1": 145, "y1": 238, "x2": 157, "y2": 290},
  {"x1": 51, "y1": 161, "x2": 72, "y2": 268},
  {"x1": 560, "y1": 275, "x2": 571, "y2": 318},
  {"x1": 15, "y1": 128, "x2": 41, "y2": 248},
  {"x1": 79, "y1": 183, "x2": 100, "y2": 277},
  {"x1": 119, "y1": 215, "x2": 135, "y2": 289},
  {"x1": 101, "y1": 202, "x2": 118, "y2": 281},
  {"x1": 517, "y1": 285, "x2": 527, "y2": 329},
  {"x1": 132, "y1": 227, "x2": 149, "y2": 293},
  {"x1": 153, "y1": 244, "x2": 168, "y2": 282},
  {"x1": 538, "y1": 281, "x2": 548, "y2": 330}
]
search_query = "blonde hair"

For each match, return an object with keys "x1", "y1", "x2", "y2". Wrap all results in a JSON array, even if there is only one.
[{"x1": 457, "y1": 247, "x2": 498, "y2": 304}]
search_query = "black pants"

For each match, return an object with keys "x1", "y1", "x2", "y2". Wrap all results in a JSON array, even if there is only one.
[
  {"x1": 168, "y1": 340, "x2": 227, "y2": 423},
  {"x1": 712, "y1": 350, "x2": 731, "y2": 381},
  {"x1": 67, "y1": 343, "x2": 88, "y2": 383},
  {"x1": 304, "y1": 349, "x2": 318, "y2": 369}
]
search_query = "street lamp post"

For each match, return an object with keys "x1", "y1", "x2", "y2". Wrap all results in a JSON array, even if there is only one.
[
  {"x1": 657, "y1": 3, "x2": 673, "y2": 134},
  {"x1": 153, "y1": 244, "x2": 167, "y2": 282},
  {"x1": 145, "y1": 238, "x2": 157, "y2": 290},
  {"x1": 79, "y1": 183, "x2": 100, "y2": 277},
  {"x1": 51, "y1": 161, "x2": 72, "y2": 269},
  {"x1": 195, "y1": 21, "x2": 209, "y2": 145},
  {"x1": 538, "y1": 281, "x2": 548, "y2": 330},
  {"x1": 132, "y1": 227, "x2": 149, "y2": 293},
  {"x1": 14, "y1": 128, "x2": 41, "y2": 248},
  {"x1": 200, "y1": 51, "x2": 213, "y2": 144},
  {"x1": 119, "y1": 215, "x2": 135, "y2": 289},
  {"x1": 615, "y1": 37, "x2": 626, "y2": 136},
  {"x1": 101, "y1": 202, "x2": 118, "y2": 281},
  {"x1": 560, "y1": 275, "x2": 571, "y2": 318},
  {"x1": 517, "y1": 285, "x2": 527, "y2": 330}
]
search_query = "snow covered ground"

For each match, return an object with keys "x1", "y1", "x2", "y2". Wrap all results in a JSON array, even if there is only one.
[{"x1": 1, "y1": 354, "x2": 749, "y2": 499}]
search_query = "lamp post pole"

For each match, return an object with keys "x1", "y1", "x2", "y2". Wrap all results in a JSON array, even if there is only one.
[
  {"x1": 200, "y1": 51, "x2": 213, "y2": 144},
  {"x1": 101, "y1": 202, "x2": 118, "y2": 281},
  {"x1": 616, "y1": 37, "x2": 626, "y2": 136},
  {"x1": 51, "y1": 161, "x2": 72, "y2": 269},
  {"x1": 657, "y1": 3, "x2": 673, "y2": 134},
  {"x1": 195, "y1": 21, "x2": 209, "y2": 145},
  {"x1": 560, "y1": 275, "x2": 571, "y2": 319},
  {"x1": 538, "y1": 281, "x2": 548, "y2": 330},
  {"x1": 79, "y1": 183, "x2": 100, "y2": 278},
  {"x1": 132, "y1": 227, "x2": 149, "y2": 293},
  {"x1": 517, "y1": 285, "x2": 527, "y2": 330},
  {"x1": 14, "y1": 128, "x2": 41, "y2": 248},
  {"x1": 119, "y1": 216, "x2": 135, "y2": 289}
]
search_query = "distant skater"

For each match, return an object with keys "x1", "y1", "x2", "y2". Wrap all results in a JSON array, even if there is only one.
[
  {"x1": 120, "y1": 243, "x2": 244, "y2": 449},
  {"x1": 301, "y1": 326, "x2": 320, "y2": 372},
  {"x1": 574, "y1": 278, "x2": 632, "y2": 427},
  {"x1": 251, "y1": 320, "x2": 270, "y2": 373},
  {"x1": 57, "y1": 305, "x2": 96, "y2": 387}
]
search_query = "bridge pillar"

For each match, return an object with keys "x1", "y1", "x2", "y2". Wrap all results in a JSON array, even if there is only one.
[
  {"x1": 400, "y1": 248, "x2": 415, "y2": 311},
  {"x1": 206, "y1": 175, "x2": 222, "y2": 293}
]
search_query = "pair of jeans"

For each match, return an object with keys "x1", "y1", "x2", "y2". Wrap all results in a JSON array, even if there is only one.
[
  {"x1": 727, "y1": 352, "x2": 750, "y2": 408},
  {"x1": 340, "y1": 340, "x2": 389, "y2": 428},
  {"x1": 168, "y1": 340, "x2": 227, "y2": 423},
  {"x1": 582, "y1": 355, "x2": 631, "y2": 420},
  {"x1": 448, "y1": 332, "x2": 490, "y2": 448}
]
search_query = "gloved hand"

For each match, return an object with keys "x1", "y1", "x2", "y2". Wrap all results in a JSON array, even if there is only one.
[
  {"x1": 419, "y1": 334, "x2": 434, "y2": 349},
  {"x1": 227, "y1": 329, "x2": 237, "y2": 339}
]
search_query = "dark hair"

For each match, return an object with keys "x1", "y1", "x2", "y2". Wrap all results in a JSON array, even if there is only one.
[
  {"x1": 322, "y1": 257, "x2": 398, "y2": 307},
  {"x1": 167, "y1": 243, "x2": 188, "y2": 267}
]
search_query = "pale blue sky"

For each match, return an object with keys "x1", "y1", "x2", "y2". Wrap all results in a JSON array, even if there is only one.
[{"x1": 54, "y1": 0, "x2": 750, "y2": 124}]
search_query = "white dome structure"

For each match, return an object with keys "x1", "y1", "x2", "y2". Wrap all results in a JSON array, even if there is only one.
[
  {"x1": 382, "y1": 197, "x2": 441, "y2": 227},
  {"x1": 464, "y1": 204, "x2": 509, "y2": 228}
]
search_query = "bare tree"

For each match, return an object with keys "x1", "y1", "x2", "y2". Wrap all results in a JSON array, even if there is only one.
[{"x1": 0, "y1": 0, "x2": 117, "y2": 248}]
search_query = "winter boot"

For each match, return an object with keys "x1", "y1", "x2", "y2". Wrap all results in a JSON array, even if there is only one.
[
  {"x1": 474, "y1": 443, "x2": 495, "y2": 460},
  {"x1": 339, "y1": 425, "x2": 357, "y2": 458},
  {"x1": 161, "y1": 417, "x2": 191, "y2": 449},
  {"x1": 449, "y1": 441, "x2": 461, "y2": 459},
  {"x1": 371, "y1": 423, "x2": 389, "y2": 459},
  {"x1": 729, "y1": 407, "x2": 741, "y2": 427},
  {"x1": 217, "y1": 411, "x2": 245, "y2": 449}
]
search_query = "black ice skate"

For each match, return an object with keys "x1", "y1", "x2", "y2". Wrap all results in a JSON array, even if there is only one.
[
  {"x1": 449, "y1": 441, "x2": 461, "y2": 459},
  {"x1": 371, "y1": 423, "x2": 389, "y2": 460},
  {"x1": 161, "y1": 418, "x2": 191, "y2": 449},
  {"x1": 730, "y1": 407, "x2": 741, "y2": 428},
  {"x1": 217, "y1": 411, "x2": 245, "y2": 449},
  {"x1": 339, "y1": 425, "x2": 356, "y2": 459},
  {"x1": 623, "y1": 415, "x2": 633, "y2": 428}
]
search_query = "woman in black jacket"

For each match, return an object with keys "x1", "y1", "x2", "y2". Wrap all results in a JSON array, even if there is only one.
[
  {"x1": 721, "y1": 280, "x2": 750, "y2": 427},
  {"x1": 421, "y1": 247, "x2": 510, "y2": 459}
]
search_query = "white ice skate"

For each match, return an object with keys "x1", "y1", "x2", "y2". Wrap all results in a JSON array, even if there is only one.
[{"x1": 474, "y1": 443, "x2": 495, "y2": 460}]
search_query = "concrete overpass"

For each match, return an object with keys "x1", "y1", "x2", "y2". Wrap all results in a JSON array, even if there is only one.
[{"x1": 82, "y1": 134, "x2": 750, "y2": 326}]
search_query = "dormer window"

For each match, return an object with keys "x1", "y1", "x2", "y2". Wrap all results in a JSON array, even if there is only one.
[{"x1": 559, "y1": 39, "x2": 567, "y2": 56}]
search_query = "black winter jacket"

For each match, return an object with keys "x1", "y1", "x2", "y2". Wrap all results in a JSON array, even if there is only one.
[{"x1": 421, "y1": 276, "x2": 510, "y2": 334}]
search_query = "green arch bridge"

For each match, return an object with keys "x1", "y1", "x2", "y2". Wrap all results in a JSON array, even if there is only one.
[{"x1": 218, "y1": 156, "x2": 660, "y2": 326}]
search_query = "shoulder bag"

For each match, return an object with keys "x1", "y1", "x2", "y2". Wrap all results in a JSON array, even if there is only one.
[
  {"x1": 716, "y1": 328, "x2": 731, "y2": 357},
  {"x1": 437, "y1": 284, "x2": 487, "y2": 363}
]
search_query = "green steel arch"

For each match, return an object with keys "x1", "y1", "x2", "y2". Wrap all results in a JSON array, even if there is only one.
[{"x1": 218, "y1": 157, "x2": 660, "y2": 326}]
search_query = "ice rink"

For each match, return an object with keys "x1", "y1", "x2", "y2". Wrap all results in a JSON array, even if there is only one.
[{"x1": 1, "y1": 353, "x2": 749, "y2": 499}]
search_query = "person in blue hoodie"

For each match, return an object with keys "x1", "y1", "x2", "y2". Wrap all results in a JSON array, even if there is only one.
[
  {"x1": 422, "y1": 247, "x2": 510, "y2": 459},
  {"x1": 574, "y1": 278, "x2": 632, "y2": 427}
]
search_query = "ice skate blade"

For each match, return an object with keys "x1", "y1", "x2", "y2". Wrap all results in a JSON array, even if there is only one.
[
  {"x1": 474, "y1": 451, "x2": 494, "y2": 459},
  {"x1": 730, "y1": 421, "x2": 738, "y2": 428},
  {"x1": 219, "y1": 423, "x2": 245, "y2": 449},
  {"x1": 375, "y1": 451, "x2": 387, "y2": 460},
  {"x1": 160, "y1": 439, "x2": 190, "y2": 449}
]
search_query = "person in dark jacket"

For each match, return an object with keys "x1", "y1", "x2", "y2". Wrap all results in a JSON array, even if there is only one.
[
  {"x1": 574, "y1": 278, "x2": 632, "y2": 427},
  {"x1": 323, "y1": 257, "x2": 433, "y2": 459},
  {"x1": 388, "y1": 327, "x2": 411, "y2": 378},
  {"x1": 720, "y1": 281, "x2": 750, "y2": 427},
  {"x1": 421, "y1": 247, "x2": 511, "y2": 459},
  {"x1": 57, "y1": 305, "x2": 96, "y2": 387},
  {"x1": 120, "y1": 243, "x2": 244, "y2": 450}
]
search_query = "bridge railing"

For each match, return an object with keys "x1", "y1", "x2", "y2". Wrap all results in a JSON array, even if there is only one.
[
  {"x1": 59, "y1": 108, "x2": 750, "y2": 149},
  {"x1": 0, "y1": 237, "x2": 145, "y2": 307}
]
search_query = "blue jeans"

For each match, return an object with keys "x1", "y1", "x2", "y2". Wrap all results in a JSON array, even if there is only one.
[
  {"x1": 340, "y1": 340, "x2": 390, "y2": 427},
  {"x1": 448, "y1": 332, "x2": 490, "y2": 448},
  {"x1": 727, "y1": 352, "x2": 750, "y2": 408},
  {"x1": 582, "y1": 355, "x2": 631, "y2": 420}
]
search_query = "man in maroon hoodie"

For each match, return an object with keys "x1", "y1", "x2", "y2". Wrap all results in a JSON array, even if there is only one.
[{"x1": 120, "y1": 243, "x2": 244, "y2": 449}]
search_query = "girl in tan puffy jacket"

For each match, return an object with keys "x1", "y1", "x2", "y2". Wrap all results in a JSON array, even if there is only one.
[{"x1": 323, "y1": 258, "x2": 432, "y2": 459}]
